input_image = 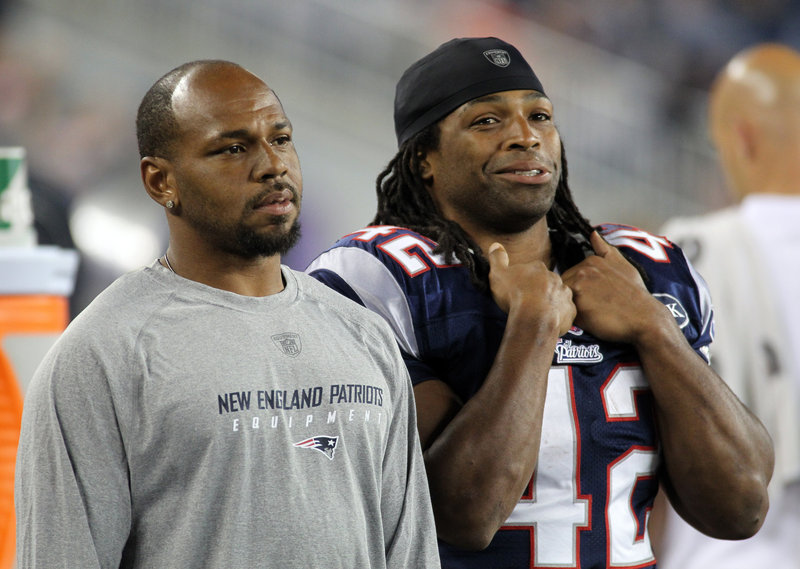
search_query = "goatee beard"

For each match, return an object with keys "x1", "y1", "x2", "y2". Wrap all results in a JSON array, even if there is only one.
[{"x1": 236, "y1": 217, "x2": 302, "y2": 258}]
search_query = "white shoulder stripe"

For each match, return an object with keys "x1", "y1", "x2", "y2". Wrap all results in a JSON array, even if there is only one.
[
  {"x1": 682, "y1": 249, "x2": 714, "y2": 340},
  {"x1": 307, "y1": 247, "x2": 420, "y2": 358}
]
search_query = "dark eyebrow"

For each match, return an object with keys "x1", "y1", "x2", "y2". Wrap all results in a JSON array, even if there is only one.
[
  {"x1": 463, "y1": 91, "x2": 547, "y2": 108},
  {"x1": 217, "y1": 129, "x2": 252, "y2": 140},
  {"x1": 217, "y1": 121, "x2": 292, "y2": 140}
]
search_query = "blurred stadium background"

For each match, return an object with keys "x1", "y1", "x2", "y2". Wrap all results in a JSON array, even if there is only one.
[{"x1": 2, "y1": 0, "x2": 799, "y2": 317}]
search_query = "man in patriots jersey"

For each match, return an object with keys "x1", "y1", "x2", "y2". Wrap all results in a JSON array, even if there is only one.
[{"x1": 307, "y1": 37, "x2": 774, "y2": 568}]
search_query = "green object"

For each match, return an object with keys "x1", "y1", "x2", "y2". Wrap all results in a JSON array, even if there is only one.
[{"x1": 0, "y1": 158, "x2": 22, "y2": 229}]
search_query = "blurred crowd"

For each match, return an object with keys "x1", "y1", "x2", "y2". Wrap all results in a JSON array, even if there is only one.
[
  {"x1": 507, "y1": 0, "x2": 800, "y2": 127},
  {"x1": 3, "y1": 0, "x2": 800, "y2": 318}
]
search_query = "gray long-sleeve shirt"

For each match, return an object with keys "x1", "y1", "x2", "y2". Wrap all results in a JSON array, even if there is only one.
[{"x1": 15, "y1": 263, "x2": 440, "y2": 569}]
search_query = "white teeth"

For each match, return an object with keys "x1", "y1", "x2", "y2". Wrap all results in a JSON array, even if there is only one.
[{"x1": 513, "y1": 169, "x2": 542, "y2": 176}]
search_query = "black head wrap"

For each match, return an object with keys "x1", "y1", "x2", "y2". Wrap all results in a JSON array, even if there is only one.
[{"x1": 394, "y1": 37, "x2": 545, "y2": 146}]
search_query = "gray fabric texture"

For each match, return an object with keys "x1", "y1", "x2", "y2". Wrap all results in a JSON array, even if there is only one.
[{"x1": 15, "y1": 262, "x2": 440, "y2": 569}]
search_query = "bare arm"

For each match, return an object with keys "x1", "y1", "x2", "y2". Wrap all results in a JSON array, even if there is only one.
[
  {"x1": 560, "y1": 231, "x2": 774, "y2": 539},
  {"x1": 415, "y1": 243, "x2": 575, "y2": 550}
]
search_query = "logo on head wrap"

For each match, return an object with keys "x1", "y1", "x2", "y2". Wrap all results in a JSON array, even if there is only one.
[{"x1": 483, "y1": 49, "x2": 511, "y2": 67}]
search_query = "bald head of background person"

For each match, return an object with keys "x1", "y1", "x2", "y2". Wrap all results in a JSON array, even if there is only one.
[
  {"x1": 654, "y1": 44, "x2": 800, "y2": 568},
  {"x1": 708, "y1": 43, "x2": 800, "y2": 201}
]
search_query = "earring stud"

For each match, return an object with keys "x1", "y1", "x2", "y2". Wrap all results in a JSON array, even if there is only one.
[{"x1": 165, "y1": 200, "x2": 175, "y2": 209}]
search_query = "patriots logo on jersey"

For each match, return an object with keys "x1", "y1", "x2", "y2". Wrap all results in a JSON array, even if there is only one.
[
  {"x1": 294, "y1": 436, "x2": 339, "y2": 460},
  {"x1": 554, "y1": 338, "x2": 603, "y2": 364}
]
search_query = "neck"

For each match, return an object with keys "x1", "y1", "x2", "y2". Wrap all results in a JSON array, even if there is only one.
[
  {"x1": 472, "y1": 220, "x2": 553, "y2": 268},
  {"x1": 162, "y1": 246, "x2": 286, "y2": 297}
]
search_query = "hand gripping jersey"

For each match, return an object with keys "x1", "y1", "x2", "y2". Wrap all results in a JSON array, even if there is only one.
[{"x1": 307, "y1": 223, "x2": 714, "y2": 569}]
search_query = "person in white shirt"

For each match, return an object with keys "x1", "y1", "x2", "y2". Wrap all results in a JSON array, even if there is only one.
[{"x1": 655, "y1": 43, "x2": 800, "y2": 568}]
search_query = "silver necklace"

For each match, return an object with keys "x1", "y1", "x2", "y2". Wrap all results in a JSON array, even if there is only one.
[{"x1": 163, "y1": 253, "x2": 175, "y2": 273}]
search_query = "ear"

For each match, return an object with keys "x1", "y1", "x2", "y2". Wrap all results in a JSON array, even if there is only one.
[
  {"x1": 418, "y1": 151, "x2": 434, "y2": 184},
  {"x1": 141, "y1": 156, "x2": 179, "y2": 210},
  {"x1": 734, "y1": 120, "x2": 757, "y2": 162}
]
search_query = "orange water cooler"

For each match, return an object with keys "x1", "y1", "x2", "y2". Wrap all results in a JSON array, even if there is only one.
[{"x1": 0, "y1": 148, "x2": 79, "y2": 567}]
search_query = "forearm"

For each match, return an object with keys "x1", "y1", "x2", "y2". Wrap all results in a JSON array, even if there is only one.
[
  {"x1": 636, "y1": 313, "x2": 774, "y2": 538},
  {"x1": 424, "y1": 312, "x2": 560, "y2": 549}
]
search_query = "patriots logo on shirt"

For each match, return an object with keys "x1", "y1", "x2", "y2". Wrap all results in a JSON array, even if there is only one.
[{"x1": 294, "y1": 436, "x2": 339, "y2": 460}]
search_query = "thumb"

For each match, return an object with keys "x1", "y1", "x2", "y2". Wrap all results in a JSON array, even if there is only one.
[
  {"x1": 487, "y1": 242, "x2": 510, "y2": 272},
  {"x1": 590, "y1": 231, "x2": 611, "y2": 257}
]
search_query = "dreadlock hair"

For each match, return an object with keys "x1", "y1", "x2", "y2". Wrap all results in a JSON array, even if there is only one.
[{"x1": 372, "y1": 124, "x2": 595, "y2": 291}]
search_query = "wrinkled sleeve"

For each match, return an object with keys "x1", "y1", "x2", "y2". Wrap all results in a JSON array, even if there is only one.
[
  {"x1": 15, "y1": 337, "x2": 132, "y2": 569},
  {"x1": 380, "y1": 342, "x2": 441, "y2": 569}
]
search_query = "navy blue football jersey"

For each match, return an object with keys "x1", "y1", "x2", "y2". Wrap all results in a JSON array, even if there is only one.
[{"x1": 306, "y1": 223, "x2": 713, "y2": 569}]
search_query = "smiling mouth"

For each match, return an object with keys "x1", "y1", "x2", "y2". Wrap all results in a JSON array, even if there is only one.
[{"x1": 509, "y1": 169, "x2": 544, "y2": 176}]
